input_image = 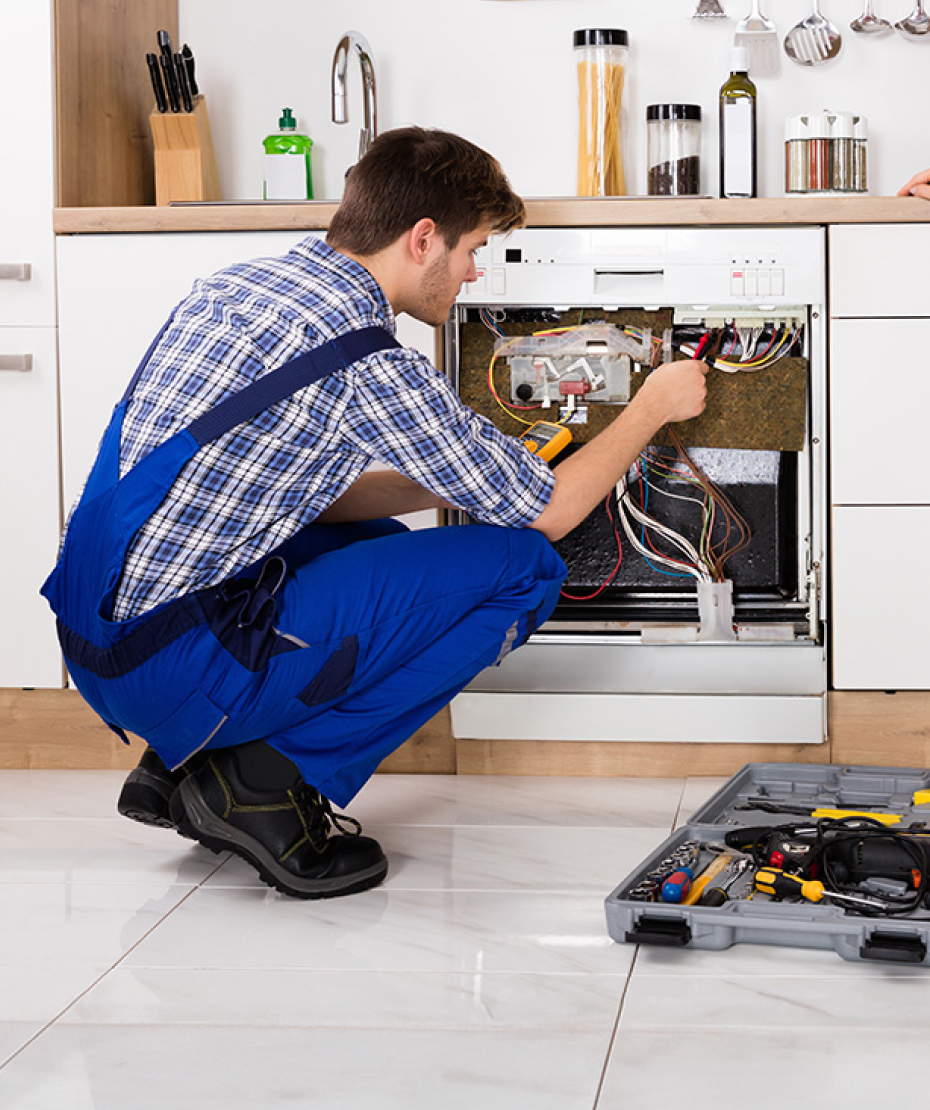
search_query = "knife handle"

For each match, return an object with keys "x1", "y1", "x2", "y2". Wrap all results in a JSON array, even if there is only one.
[
  {"x1": 174, "y1": 52, "x2": 194, "y2": 112},
  {"x1": 146, "y1": 53, "x2": 167, "y2": 113},
  {"x1": 159, "y1": 51, "x2": 181, "y2": 112},
  {"x1": 181, "y1": 44, "x2": 199, "y2": 96}
]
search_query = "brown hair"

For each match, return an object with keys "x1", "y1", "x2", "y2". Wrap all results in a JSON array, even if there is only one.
[{"x1": 327, "y1": 127, "x2": 525, "y2": 255}]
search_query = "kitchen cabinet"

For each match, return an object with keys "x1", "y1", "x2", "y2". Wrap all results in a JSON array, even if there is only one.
[
  {"x1": 0, "y1": 2, "x2": 63, "y2": 688},
  {"x1": 828, "y1": 225, "x2": 930, "y2": 690},
  {"x1": 57, "y1": 231, "x2": 438, "y2": 514}
]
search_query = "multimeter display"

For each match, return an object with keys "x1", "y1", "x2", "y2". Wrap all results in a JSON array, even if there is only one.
[{"x1": 516, "y1": 421, "x2": 572, "y2": 463}]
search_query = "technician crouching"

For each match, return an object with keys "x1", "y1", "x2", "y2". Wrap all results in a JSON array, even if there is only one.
[{"x1": 42, "y1": 128, "x2": 708, "y2": 899}]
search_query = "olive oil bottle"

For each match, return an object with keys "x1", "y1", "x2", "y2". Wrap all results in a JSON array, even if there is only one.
[{"x1": 719, "y1": 47, "x2": 757, "y2": 198}]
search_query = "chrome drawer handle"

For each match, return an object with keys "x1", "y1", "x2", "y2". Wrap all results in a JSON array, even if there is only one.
[
  {"x1": 0, "y1": 355, "x2": 33, "y2": 372},
  {"x1": 0, "y1": 263, "x2": 31, "y2": 281}
]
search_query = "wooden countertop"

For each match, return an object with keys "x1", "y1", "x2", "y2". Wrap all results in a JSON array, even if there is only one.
[{"x1": 53, "y1": 196, "x2": 930, "y2": 234}]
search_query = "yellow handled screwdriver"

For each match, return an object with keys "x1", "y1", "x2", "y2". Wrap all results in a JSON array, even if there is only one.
[{"x1": 754, "y1": 868, "x2": 887, "y2": 910}]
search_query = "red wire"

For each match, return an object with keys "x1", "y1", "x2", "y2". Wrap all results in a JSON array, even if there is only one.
[{"x1": 560, "y1": 494, "x2": 623, "y2": 601}]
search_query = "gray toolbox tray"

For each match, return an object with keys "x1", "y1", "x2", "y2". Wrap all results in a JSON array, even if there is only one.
[{"x1": 605, "y1": 762, "x2": 930, "y2": 966}]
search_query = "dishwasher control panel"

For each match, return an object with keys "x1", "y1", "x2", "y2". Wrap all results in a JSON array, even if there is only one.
[{"x1": 462, "y1": 227, "x2": 825, "y2": 308}]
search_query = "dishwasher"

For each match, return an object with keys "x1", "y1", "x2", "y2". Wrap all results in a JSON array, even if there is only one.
[{"x1": 444, "y1": 226, "x2": 827, "y2": 746}]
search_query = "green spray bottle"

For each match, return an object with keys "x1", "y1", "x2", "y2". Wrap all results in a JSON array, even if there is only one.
[{"x1": 263, "y1": 108, "x2": 313, "y2": 200}]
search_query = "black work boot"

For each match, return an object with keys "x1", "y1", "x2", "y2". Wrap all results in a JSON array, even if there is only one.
[
  {"x1": 117, "y1": 747, "x2": 194, "y2": 830},
  {"x1": 169, "y1": 747, "x2": 388, "y2": 899}
]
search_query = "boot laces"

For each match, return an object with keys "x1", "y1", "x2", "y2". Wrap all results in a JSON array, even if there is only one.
[{"x1": 290, "y1": 783, "x2": 362, "y2": 849}]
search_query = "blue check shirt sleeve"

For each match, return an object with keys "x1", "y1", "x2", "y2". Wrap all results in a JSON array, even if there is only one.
[{"x1": 346, "y1": 349, "x2": 555, "y2": 527}]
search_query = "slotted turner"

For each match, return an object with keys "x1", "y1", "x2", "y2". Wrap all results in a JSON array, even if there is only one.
[
  {"x1": 784, "y1": 0, "x2": 843, "y2": 65},
  {"x1": 734, "y1": 1, "x2": 780, "y2": 77}
]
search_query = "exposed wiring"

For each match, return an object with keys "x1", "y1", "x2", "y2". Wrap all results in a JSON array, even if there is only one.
[{"x1": 559, "y1": 493, "x2": 623, "y2": 601}]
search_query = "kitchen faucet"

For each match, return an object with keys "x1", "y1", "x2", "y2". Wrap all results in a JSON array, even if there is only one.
[{"x1": 331, "y1": 31, "x2": 378, "y2": 164}]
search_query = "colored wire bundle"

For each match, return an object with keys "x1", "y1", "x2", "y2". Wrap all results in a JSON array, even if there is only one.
[{"x1": 680, "y1": 323, "x2": 801, "y2": 372}]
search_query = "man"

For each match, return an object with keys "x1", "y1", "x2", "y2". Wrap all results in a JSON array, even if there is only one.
[{"x1": 42, "y1": 127, "x2": 707, "y2": 900}]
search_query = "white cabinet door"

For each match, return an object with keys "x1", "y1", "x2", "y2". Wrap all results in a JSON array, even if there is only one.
[
  {"x1": 0, "y1": 2, "x2": 56, "y2": 327},
  {"x1": 57, "y1": 231, "x2": 439, "y2": 513},
  {"x1": 830, "y1": 319, "x2": 930, "y2": 506},
  {"x1": 57, "y1": 232, "x2": 312, "y2": 510},
  {"x1": 830, "y1": 225, "x2": 930, "y2": 319},
  {"x1": 832, "y1": 506, "x2": 930, "y2": 690},
  {"x1": 0, "y1": 328, "x2": 64, "y2": 687}
]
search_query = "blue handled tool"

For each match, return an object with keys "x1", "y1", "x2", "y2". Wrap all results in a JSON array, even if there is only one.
[{"x1": 660, "y1": 866, "x2": 694, "y2": 903}]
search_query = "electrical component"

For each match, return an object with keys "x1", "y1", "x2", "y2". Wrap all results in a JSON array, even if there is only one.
[{"x1": 497, "y1": 324, "x2": 648, "y2": 406}]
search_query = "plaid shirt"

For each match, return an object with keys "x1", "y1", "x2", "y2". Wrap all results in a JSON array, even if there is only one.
[{"x1": 108, "y1": 235, "x2": 554, "y2": 619}]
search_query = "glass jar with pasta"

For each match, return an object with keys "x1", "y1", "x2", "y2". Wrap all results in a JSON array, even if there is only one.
[{"x1": 574, "y1": 28, "x2": 629, "y2": 197}]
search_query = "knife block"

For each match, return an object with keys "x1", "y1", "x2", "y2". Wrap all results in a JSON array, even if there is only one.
[{"x1": 149, "y1": 96, "x2": 221, "y2": 206}]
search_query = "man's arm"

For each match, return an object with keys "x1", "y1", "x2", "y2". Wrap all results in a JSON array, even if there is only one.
[
  {"x1": 530, "y1": 359, "x2": 709, "y2": 542},
  {"x1": 315, "y1": 468, "x2": 451, "y2": 522}
]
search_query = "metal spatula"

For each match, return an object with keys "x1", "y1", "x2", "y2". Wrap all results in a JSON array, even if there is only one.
[
  {"x1": 784, "y1": 1, "x2": 843, "y2": 65},
  {"x1": 734, "y1": 1, "x2": 780, "y2": 77}
]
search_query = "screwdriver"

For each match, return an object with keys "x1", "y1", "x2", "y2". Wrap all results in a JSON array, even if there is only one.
[{"x1": 754, "y1": 868, "x2": 888, "y2": 910}]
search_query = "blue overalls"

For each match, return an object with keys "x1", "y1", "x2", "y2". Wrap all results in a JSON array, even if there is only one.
[{"x1": 41, "y1": 325, "x2": 566, "y2": 807}]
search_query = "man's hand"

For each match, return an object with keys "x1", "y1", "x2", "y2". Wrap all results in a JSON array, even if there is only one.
[
  {"x1": 898, "y1": 168, "x2": 930, "y2": 200},
  {"x1": 631, "y1": 359, "x2": 710, "y2": 426},
  {"x1": 530, "y1": 359, "x2": 710, "y2": 542}
]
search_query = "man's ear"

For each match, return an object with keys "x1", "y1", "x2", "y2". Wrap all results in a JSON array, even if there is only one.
[{"x1": 406, "y1": 217, "x2": 439, "y2": 266}]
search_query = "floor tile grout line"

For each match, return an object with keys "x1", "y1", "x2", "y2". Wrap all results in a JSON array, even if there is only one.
[
  {"x1": 591, "y1": 946, "x2": 639, "y2": 1109},
  {"x1": 670, "y1": 777, "x2": 689, "y2": 832},
  {"x1": 0, "y1": 854, "x2": 230, "y2": 1074}
]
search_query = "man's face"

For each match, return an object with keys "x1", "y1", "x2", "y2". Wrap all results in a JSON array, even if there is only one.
[{"x1": 412, "y1": 224, "x2": 490, "y2": 327}]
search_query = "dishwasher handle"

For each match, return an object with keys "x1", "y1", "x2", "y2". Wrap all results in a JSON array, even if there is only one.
[
  {"x1": 593, "y1": 267, "x2": 666, "y2": 297},
  {"x1": 593, "y1": 268, "x2": 665, "y2": 276}
]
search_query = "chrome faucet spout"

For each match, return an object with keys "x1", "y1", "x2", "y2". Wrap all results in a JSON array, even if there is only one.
[{"x1": 331, "y1": 31, "x2": 378, "y2": 162}]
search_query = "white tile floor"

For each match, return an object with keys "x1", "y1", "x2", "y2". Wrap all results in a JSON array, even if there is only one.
[{"x1": 1, "y1": 770, "x2": 928, "y2": 1109}]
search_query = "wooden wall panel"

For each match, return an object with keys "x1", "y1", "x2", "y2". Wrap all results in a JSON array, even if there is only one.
[
  {"x1": 828, "y1": 691, "x2": 930, "y2": 768},
  {"x1": 4, "y1": 689, "x2": 929, "y2": 774},
  {"x1": 56, "y1": 0, "x2": 179, "y2": 207}
]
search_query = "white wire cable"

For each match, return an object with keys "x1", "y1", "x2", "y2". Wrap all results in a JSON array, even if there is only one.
[{"x1": 616, "y1": 474, "x2": 712, "y2": 582}]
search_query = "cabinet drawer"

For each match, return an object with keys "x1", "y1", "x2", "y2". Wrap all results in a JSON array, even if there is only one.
[
  {"x1": 830, "y1": 225, "x2": 930, "y2": 318},
  {"x1": 830, "y1": 319, "x2": 930, "y2": 505},
  {"x1": 0, "y1": 326, "x2": 63, "y2": 687},
  {"x1": 832, "y1": 506, "x2": 930, "y2": 690}
]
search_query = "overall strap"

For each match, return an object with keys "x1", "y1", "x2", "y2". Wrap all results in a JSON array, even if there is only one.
[{"x1": 186, "y1": 325, "x2": 400, "y2": 448}]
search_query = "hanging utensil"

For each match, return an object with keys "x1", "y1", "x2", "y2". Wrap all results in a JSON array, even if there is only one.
[
  {"x1": 850, "y1": 0, "x2": 893, "y2": 35},
  {"x1": 896, "y1": 0, "x2": 930, "y2": 37},
  {"x1": 734, "y1": 0, "x2": 780, "y2": 75},
  {"x1": 784, "y1": 0, "x2": 843, "y2": 65},
  {"x1": 692, "y1": 0, "x2": 728, "y2": 18}
]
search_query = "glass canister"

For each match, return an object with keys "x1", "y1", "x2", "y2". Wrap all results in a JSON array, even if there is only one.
[
  {"x1": 854, "y1": 116, "x2": 868, "y2": 194},
  {"x1": 784, "y1": 114, "x2": 810, "y2": 194},
  {"x1": 830, "y1": 112, "x2": 856, "y2": 192},
  {"x1": 646, "y1": 104, "x2": 702, "y2": 196},
  {"x1": 575, "y1": 28, "x2": 629, "y2": 197}
]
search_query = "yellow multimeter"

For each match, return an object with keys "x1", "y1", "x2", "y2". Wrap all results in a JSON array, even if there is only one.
[{"x1": 516, "y1": 420, "x2": 572, "y2": 463}]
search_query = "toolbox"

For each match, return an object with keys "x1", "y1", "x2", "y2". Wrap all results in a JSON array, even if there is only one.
[{"x1": 605, "y1": 763, "x2": 930, "y2": 966}]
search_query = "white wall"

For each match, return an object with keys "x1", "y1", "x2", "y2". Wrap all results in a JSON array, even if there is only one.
[{"x1": 181, "y1": 0, "x2": 927, "y2": 204}]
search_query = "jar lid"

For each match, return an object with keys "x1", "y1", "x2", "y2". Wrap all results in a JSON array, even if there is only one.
[
  {"x1": 646, "y1": 104, "x2": 702, "y2": 122},
  {"x1": 573, "y1": 28, "x2": 629, "y2": 47},
  {"x1": 830, "y1": 111, "x2": 855, "y2": 138},
  {"x1": 785, "y1": 114, "x2": 810, "y2": 141}
]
